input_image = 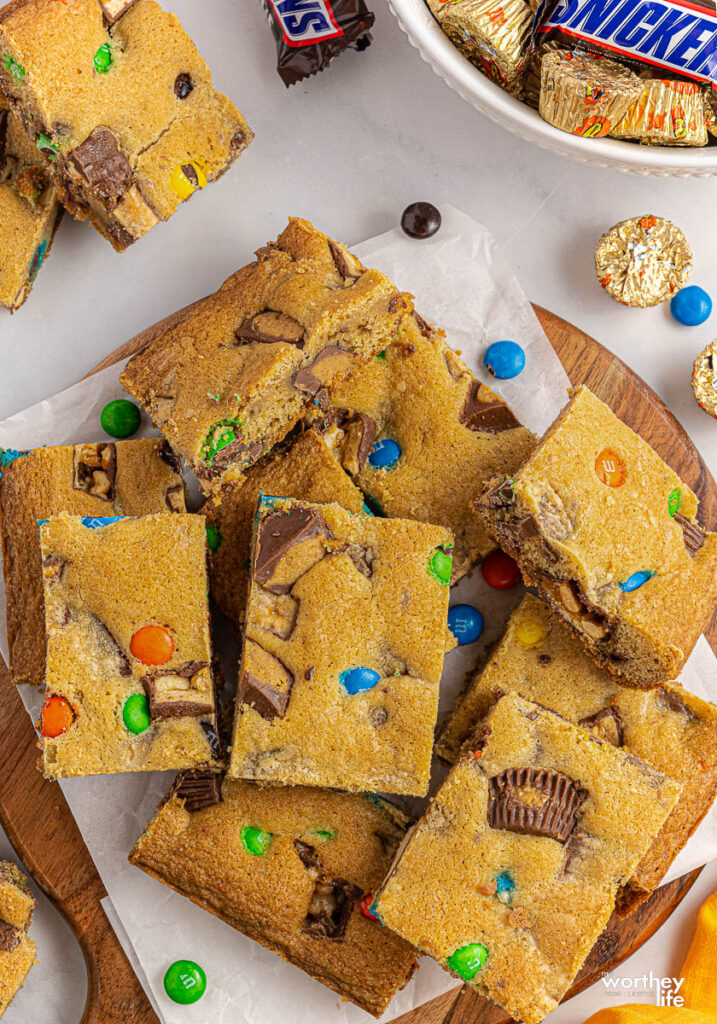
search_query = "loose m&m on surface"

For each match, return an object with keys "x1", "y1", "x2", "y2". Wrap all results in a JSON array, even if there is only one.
[{"x1": 483, "y1": 341, "x2": 525, "y2": 380}]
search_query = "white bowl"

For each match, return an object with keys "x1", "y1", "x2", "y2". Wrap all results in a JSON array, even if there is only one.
[{"x1": 388, "y1": 0, "x2": 717, "y2": 177}]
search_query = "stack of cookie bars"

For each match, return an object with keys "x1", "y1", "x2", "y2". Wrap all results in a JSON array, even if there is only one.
[{"x1": 1, "y1": 218, "x2": 716, "y2": 1023}]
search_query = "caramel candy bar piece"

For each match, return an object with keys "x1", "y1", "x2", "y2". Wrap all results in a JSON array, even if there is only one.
[
  {"x1": 238, "y1": 639, "x2": 294, "y2": 720},
  {"x1": 475, "y1": 386, "x2": 717, "y2": 687},
  {"x1": 374, "y1": 693, "x2": 681, "y2": 1024},
  {"x1": 539, "y1": 49, "x2": 642, "y2": 138},
  {"x1": 254, "y1": 507, "x2": 332, "y2": 594},
  {"x1": 38, "y1": 512, "x2": 220, "y2": 778}
]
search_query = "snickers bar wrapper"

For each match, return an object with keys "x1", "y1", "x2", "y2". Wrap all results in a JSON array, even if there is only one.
[
  {"x1": 441, "y1": 0, "x2": 534, "y2": 87},
  {"x1": 540, "y1": 48, "x2": 643, "y2": 135},
  {"x1": 534, "y1": 0, "x2": 717, "y2": 89},
  {"x1": 263, "y1": 0, "x2": 374, "y2": 87},
  {"x1": 611, "y1": 78, "x2": 708, "y2": 144}
]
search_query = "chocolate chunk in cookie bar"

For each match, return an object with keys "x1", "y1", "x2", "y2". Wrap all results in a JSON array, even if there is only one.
[
  {"x1": 309, "y1": 310, "x2": 535, "y2": 582},
  {"x1": 0, "y1": 438, "x2": 185, "y2": 688},
  {"x1": 201, "y1": 430, "x2": 365, "y2": 632},
  {"x1": 228, "y1": 496, "x2": 452, "y2": 795},
  {"x1": 438, "y1": 592, "x2": 717, "y2": 911},
  {"x1": 0, "y1": 91, "x2": 61, "y2": 310},
  {"x1": 0, "y1": 861, "x2": 37, "y2": 1016},
  {"x1": 121, "y1": 219, "x2": 409, "y2": 488},
  {"x1": 130, "y1": 778, "x2": 416, "y2": 1017},
  {"x1": 0, "y1": 0, "x2": 252, "y2": 250},
  {"x1": 373, "y1": 693, "x2": 681, "y2": 1024},
  {"x1": 37, "y1": 512, "x2": 219, "y2": 777},
  {"x1": 475, "y1": 386, "x2": 717, "y2": 688}
]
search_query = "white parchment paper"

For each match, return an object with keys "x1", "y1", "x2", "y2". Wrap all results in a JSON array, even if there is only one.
[{"x1": 0, "y1": 206, "x2": 716, "y2": 1024}]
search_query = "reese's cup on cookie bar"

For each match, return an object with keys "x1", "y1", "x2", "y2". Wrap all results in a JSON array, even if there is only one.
[
  {"x1": 539, "y1": 48, "x2": 643, "y2": 137},
  {"x1": 263, "y1": 0, "x2": 374, "y2": 86},
  {"x1": 595, "y1": 215, "x2": 692, "y2": 307},
  {"x1": 611, "y1": 79, "x2": 708, "y2": 145}
]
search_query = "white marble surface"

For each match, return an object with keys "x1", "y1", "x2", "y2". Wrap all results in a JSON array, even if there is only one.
[{"x1": 0, "y1": 1, "x2": 716, "y2": 1021}]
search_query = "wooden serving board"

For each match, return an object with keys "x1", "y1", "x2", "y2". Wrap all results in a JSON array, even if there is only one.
[{"x1": 0, "y1": 305, "x2": 714, "y2": 1024}]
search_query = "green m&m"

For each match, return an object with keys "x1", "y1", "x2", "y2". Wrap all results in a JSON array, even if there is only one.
[
  {"x1": 668, "y1": 487, "x2": 681, "y2": 517},
  {"x1": 446, "y1": 942, "x2": 489, "y2": 981},
  {"x1": 240, "y1": 825, "x2": 272, "y2": 856},
  {"x1": 93, "y1": 43, "x2": 113, "y2": 74},
  {"x1": 428, "y1": 545, "x2": 453, "y2": 586},
  {"x1": 123, "y1": 694, "x2": 151, "y2": 735},
  {"x1": 163, "y1": 960, "x2": 207, "y2": 1005},
  {"x1": 101, "y1": 399, "x2": 141, "y2": 439},
  {"x1": 4, "y1": 54, "x2": 25, "y2": 82},
  {"x1": 205, "y1": 523, "x2": 222, "y2": 553}
]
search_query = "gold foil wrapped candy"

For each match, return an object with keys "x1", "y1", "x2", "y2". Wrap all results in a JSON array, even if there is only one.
[
  {"x1": 693, "y1": 340, "x2": 717, "y2": 420},
  {"x1": 611, "y1": 79, "x2": 708, "y2": 146},
  {"x1": 539, "y1": 49, "x2": 643, "y2": 138},
  {"x1": 595, "y1": 215, "x2": 692, "y2": 308},
  {"x1": 441, "y1": 0, "x2": 533, "y2": 88}
]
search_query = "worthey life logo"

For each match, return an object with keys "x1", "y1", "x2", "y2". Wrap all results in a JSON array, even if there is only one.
[{"x1": 602, "y1": 972, "x2": 685, "y2": 1007}]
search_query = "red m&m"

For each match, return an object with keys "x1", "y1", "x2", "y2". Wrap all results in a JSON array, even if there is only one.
[{"x1": 481, "y1": 550, "x2": 521, "y2": 590}]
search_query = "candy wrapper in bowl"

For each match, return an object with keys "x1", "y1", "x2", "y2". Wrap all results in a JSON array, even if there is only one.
[{"x1": 1, "y1": 207, "x2": 717, "y2": 1023}]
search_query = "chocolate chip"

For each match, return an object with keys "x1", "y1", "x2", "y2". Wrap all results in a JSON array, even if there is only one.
[
  {"x1": 674, "y1": 513, "x2": 705, "y2": 556},
  {"x1": 174, "y1": 73, "x2": 194, "y2": 99},
  {"x1": 518, "y1": 516, "x2": 559, "y2": 564},
  {"x1": 69, "y1": 128, "x2": 132, "y2": 208},
  {"x1": 164, "y1": 483, "x2": 184, "y2": 512},
  {"x1": 0, "y1": 921, "x2": 20, "y2": 953},
  {"x1": 578, "y1": 706, "x2": 624, "y2": 747},
  {"x1": 560, "y1": 828, "x2": 590, "y2": 875},
  {"x1": 328, "y1": 240, "x2": 364, "y2": 281},
  {"x1": 477, "y1": 476, "x2": 515, "y2": 510},
  {"x1": 460, "y1": 382, "x2": 520, "y2": 434},
  {"x1": 238, "y1": 639, "x2": 294, "y2": 720},
  {"x1": 158, "y1": 440, "x2": 181, "y2": 473},
  {"x1": 538, "y1": 654, "x2": 552, "y2": 665},
  {"x1": 339, "y1": 413, "x2": 377, "y2": 476},
  {"x1": 401, "y1": 202, "x2": 441, "y2": 239},
  {"x1": 656, "y1": 687, "x2": 697, "y2": 719},
  {"x1": 143, "y1": 662, "x2": 214, "y2": 720},
  {"x1": 169, "y1": 769, "x2": 223, "y2": 812},
  {"x1": 305, "y1": 666, "x2": 315, "y2": 681},
  {"x1": 294, "y1": 840, "x2": 363, "y2": 942},
  {"x1": 236, "y1": 311, "x2": 306, "y2": 348},
  {"x1": 388, "y1": 294, "x2": 407, "y2": 314},
  {"x1": 488, "y1": 767, "x2": 587, "y2": 843},
  {"x1": 230, "y1": 129, "x2": 246, "y2": 153},
  {"x1": 0, "y1": 110, "x2": 8, "y2": 172},
  {"x1": 411, "y1": 310, "x2": 433, "y2": 336},
  {"x1": 369, "y1": 707, "x2": 388, "y2": 727},
  {"x1": 254, "y1": 507, "x2": 332, "y2": 594},
  {"x1": 340, "y1": 542, "x2": 375, "y2": 579},
  {"x1": 293, "y1": 346, "x2": 355, "y2": 397},
  {"x1": 73, "y1": 442, "x2": 117, "y2": 502}
]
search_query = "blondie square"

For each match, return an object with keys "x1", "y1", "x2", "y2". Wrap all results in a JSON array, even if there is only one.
[
  {"x1": 130, "y1": 774, "x2": 416, "y2": 1017},
  {"x1": 475, "y1": 386, "x2": 717, "y2": 688},
  {"x1": 373, "y1": 693, "x2": 681, "y2": 1024},
  {"x1": 0, "y1": 438, "x2": 184, "y2": 688},
  {"x1": 228, "y1": 496, "x2": 452, "y2": 795},
  {"x1": 120, "y1": 218, "x2": 409, "y2": 489},
  {"x1": 0, "y1": 0, "x2": 252, "y2": 250},
  {"x1": 38, "y1": 511, "x2": 220, "y2": 778},
  {"x1": 0, "y1": 91, "x2": 61, "y2": 310},
  {"x1": 439, "y1": 593, "x2": 717, "y2": 909},
  {"x1": 0, "y1": 861, "x2": 36, "y2": 1017},
  {"x1": 201, "y1": 430, "x2": 365, "y2": 633},
  {"x1": 309, "y1": 310, "x2": 535, "y2": 582}
]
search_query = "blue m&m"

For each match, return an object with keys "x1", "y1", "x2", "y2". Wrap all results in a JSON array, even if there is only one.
[
  {"x1": 484, "y1": 341, "x2": 525, "y2": 380},
  {"x1": 618, "y1": 570, "x2": 655, "y2": 593},
  {"x1": 340, "y1": 667, "x2": 380, "y2": 694},
  {"x1": 670, "y1": 286, "x2": 712, "y2": 327},
  {"x1": 368, "y1": 438, "x2": 401, "y2": 469},
  {"x1": 448, "y1": 605, "x2": 484, "y2": 645}
]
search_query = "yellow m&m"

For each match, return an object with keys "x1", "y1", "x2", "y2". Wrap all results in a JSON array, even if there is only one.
[{"x1": 515, "y1": 619, "x2": 546, "y2": 649}]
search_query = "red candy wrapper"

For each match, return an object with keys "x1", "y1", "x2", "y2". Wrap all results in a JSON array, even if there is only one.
[{"x1": 263, "y1": 0, "x2": 375, "y2": 87}]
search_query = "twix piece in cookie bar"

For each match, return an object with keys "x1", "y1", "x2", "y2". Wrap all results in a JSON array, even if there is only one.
[{"x1": 263, "y1": 0, "x2": 375, "y2": 87}]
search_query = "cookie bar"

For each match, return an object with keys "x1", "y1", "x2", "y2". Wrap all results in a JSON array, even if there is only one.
[
  {"x1": 228, "y1": 496, "x2": 452, "y2": 795},
  {"x1": 0, "y1": 91, "x2": 61, "y2": 310},
  {"x1": 438, "y1": 593, "x2": 717, "y2": 910},
  {"x1": 0, "y1": 861, "x2": 36, "y2": 1017},
  {"x1": 38, "y1": 512, "x2": 219, "y2": 778},
  {"x1": 129, "y1": 774, "x2": 417, "y2": 1018},
  {"x1": 373, "y1": 693, "x2": 681, "y2": 1024},
  {"x1": 309, "y1": 310, "x2": 535, "y2": 582},
  {"x1": 201, "y1": 430, "x2": 365, "y2": 633},
  {"x1": 120, "y1": 218, "x2": 409, "y2": 489},
  {"x1": 0, "y1": 0, "x2": 252, "y2": 251},
  {"x1": 0, "y1": 438, "x2": 184, "y2": 688},
  {"x1": 475, "y1": 386, "x2": 717, "y2": 688}
]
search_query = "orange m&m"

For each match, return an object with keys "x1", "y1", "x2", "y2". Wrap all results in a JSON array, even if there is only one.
[
  {"x1": 130, "y1": 624, "x2": 175, "y2": 666},
  {"x1": 595, "y1": 449, "x2": 627, "y2": 487},
  {"x1": 38, "y1": 694, "x2": 76, "y2": 738}
]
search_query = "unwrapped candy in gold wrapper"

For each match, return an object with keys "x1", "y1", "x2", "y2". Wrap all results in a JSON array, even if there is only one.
[
  {"x1": 693, "y1": 340, "x2": 717, "y2": 420},
  {"x1": 440, "y1": 0, "x2": 533, "y2": 88},
  {"x1": 611, "y1": 79, "x2": 708, "y2": 146},
  {"x1": 539, "y1": 49, "x2": 643, "y2": 138},
  {"x1": 594, "y1": 215, "x2": 692, "y2": 308}
]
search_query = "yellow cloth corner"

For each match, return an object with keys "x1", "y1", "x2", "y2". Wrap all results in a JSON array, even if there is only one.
[{"x1": 582, "y1": 890, "x2": 717, "y2": 1024}]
